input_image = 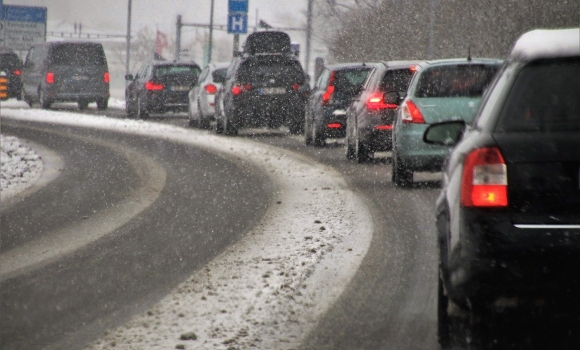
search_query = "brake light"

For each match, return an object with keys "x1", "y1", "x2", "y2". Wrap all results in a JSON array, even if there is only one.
[
  {"x1": 232, "y1": 84, "x2": 252, "y2": 96},
  {"x1": 46, "y1": 72, "x2": 54, "y2": 84},
  {"x1": 204, "y1": 83, "x2": 217, "y2": 94},
  {"x1": 145, "y1": 81, "x2": 164, "y2": 91},
  {"x1": 375, "y1": 125, "x2": 393, "y2": 130},
  {"x1": 13, "y1": 69, "x2": 21, "y2": 76},
  {"x1": 321, "y1": 71, "x2": 336, "y2": 106},
  {"x1": 410, "y1": 65, "x2": 418, "y2": 72},
  {"x1": 104, "y1": 72, "x2": 110, "y2": 83},
  {"x1": 292, "y1": 83, "x2": 301, "y2": 91},
  {"x1": 461, "y1": 147, "x2": 508, "y2": 207},
  {"x1": 401, "y1": 100, "x2": 425, "y2": 124},
  {"x1": 327, "y1": 123, "x2": 342, "y2": 129},
  {"x1": 366, "y1": 92, "x2": 398, "y2": 111}
]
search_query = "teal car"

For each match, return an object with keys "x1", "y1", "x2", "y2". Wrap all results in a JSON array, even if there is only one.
[{"x1": 391, "y1": 58, "x2": 502, "y2": 186}]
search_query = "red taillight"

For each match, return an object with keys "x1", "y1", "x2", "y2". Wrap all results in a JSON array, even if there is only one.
[
  {"x1": 145, "y1": 81, "x2": 164, "y2": 91},
  {"x1": 104, "y1": 72, "x2": 110, "y2": 83},
  {"x1": 410, "y1": 65, "x2": 418, "y2": 72},
  {"x1": 375, "y1": 125, "x2": 393, "y2": 130},
  {"x1": 401, "y1": 100, "x2": 425, "y2": 124},
  {"x1": 321, "y1": 71, "x2": 336, "y2": 106},
  {"x1": 204, "y1": 83, "x2": 217, "y2": 94},
  {"x1": 461, "y1": 147, "x2": 508, "y2": 208},
  {"x1": 292, "y1": 83, "x2": 301, "y2": 91},
  {"x1": 46, "y1": 72, "x2": 55, "y2": 84},
  {"x1": 366, "y1": 92, "x2": 398, "y2": 111},
  {"x1": 232, "y1": 84, "x2": 252, "y2": 96},
  {"x1": 13, "y1": 69, "x2": 21, "y2": 76},
  {"x1": 327, "y1": 123, "x2": 342, "y2": 129}
]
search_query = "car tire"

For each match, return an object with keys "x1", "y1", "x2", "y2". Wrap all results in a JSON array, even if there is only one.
[
  {"x1": 22, "y1": 89, "x2": 32, "y2": 107},
  {"x1": 312, "y1": 123, "x2": 325, "y2": 147},
  {"x1": 355, "y1": 132, "x2": 371, "y2": 163},
  {"x1": 198, "y1": 102, "x2": 210, "y2": 129},
  {"x1": 345, "y1": 136, "x2": 356, "y2": 159},
  {"x1": 137, "y1": 96, "x2": 148, "y2": 119},
  {"x1": 288, "y1": 120, "x2": 303, "y2": 135},
  {"x1": 438, "y1": 275, "x2": 452, "y2": 349},
  {"x1": 78, "y1": 100, "x2": 89, "y2": 110},
  {"x1": 304, "y1": 116, "x2": 313, "y2": 145},
  {"x1": 392, "y1": 153, "x2": 413, "y2": 187},
  {"x1": 96, "y1": 98, "x2": 108, "y2": 110},
  {"x1": 223, "y1": 115, "x2": 237, "y2": 136},
  {"x1": 39, "y1": 89, "x2": 51, "y2": 109}
]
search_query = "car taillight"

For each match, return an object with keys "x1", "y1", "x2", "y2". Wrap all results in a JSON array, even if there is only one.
[
  {"x1": 204, "y1": 83, "x2": 217, "y2": 94},
  {"x1": 461, "y1": 147, "x2": 508, "y2": 208},
  {"x1": 327, "y1": 123, "x2": 342, "y2": 129},
  {"x1": 375, "y1": 125, "x2": 393, "y2": 130},
  {"x1": 104, "y1": 72, "x2": 110, "y2": 83},
  {"x1": 292, "y1": 83, "x2": 301, "y2": 91},
  {"x1": 321, "y1": 71, "x2": 336, "y2": 106},
  {"x1": 401, "y1": 100, "x2": 425, "y2": 124},
  {"x1": 145, "y1": 81, "x2": 164, "y2": 91},
  {"x1": 13, "y1": 69, "x2": 21, "y2": 76},
  {"x1": 366, "y1": 92, "x2": 398, "y2": 111},
  {"x1": 232, "y1": 84, "x2": 252, "y2": 95},
  {"x1": 46, "y1": 72, "x2": 55, "y2": 84}
]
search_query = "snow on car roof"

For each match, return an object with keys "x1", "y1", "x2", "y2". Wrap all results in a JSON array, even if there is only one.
[{"x1": 510, "y1": 28, "x2": 580, "y2": 61}]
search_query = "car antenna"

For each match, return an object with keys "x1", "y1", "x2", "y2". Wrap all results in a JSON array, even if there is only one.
[{"x1": 467, "y1": 45, "x2": 472, "y2": 62}]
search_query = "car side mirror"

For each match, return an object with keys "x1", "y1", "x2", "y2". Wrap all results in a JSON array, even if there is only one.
[
  {"x1": 384, "y1": 92, "x2": 399, "y2": 105},
  {"x1": 125, "y1": 74, "x2": 134, "y2": 81},
  {"x1": 423, "y1": 120, "x2": 466, "y2": 146}
]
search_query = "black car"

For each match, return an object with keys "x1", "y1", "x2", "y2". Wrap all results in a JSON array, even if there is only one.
[
  {"x1": 21, "y1": 41, "x2": 110, "y2": 110},
  {"x1": 0, "y1": 48, "x2": 23, "y2": 100},
  {"x1": 216, "y1": 31, "x2": 309, "y2": 135},
  {"x1": 125, "y1": 61, "x2": 201, "y2": 119},
  {"x1": 423, "y1": 28, "x2": 580, "y2": 349},
  {"x1": 344, "y1": 61, "x2": 418, "y2": 161},
  {"x1": 304, "y1": 63, "x2": 372, "y2": 147}
]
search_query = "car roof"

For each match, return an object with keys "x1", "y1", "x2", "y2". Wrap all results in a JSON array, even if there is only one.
[
  {"x1": 208, "y1": 62, "x2": 230, "y2": 70},
  {"x1": 380, "y1": 60, "x2": 421, "y2": 69},
  {"x1": 325, "y1": 62, "x2": 378, "y2": 70},
  {"x1": 510, "y1": 28, "x2": 580, "y2": 61},
  {"x1": 152, "y1": 61, "x2": 200, "y2": 67},
  {"x1": 415, "y1": 58, "x2": 503, "y2": 70}
]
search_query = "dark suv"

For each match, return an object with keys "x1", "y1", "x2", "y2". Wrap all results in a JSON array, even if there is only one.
[
  {"x1": 424, "y1": 28, "x2": 580, "y2": 349},
  {"x1": 216, "y1": 31, "x2": 308, "y2": 135},
  {"x1": 21, "y1": 42, "x2": 110, "y2": 110},
  {"x1": 305, "y1": 63, "x2": 372, "y2": 147},
  {"x1": 0, "y1": 48, "x2": 23, "y2": 100},
  {"x1": 125, "y1": 61, "x2": 201, "y2": 119}
]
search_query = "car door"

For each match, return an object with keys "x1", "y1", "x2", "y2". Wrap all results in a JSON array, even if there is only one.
[
  {"x1": 308, "y1": 68, "x2": 329, "y2": 123},
  {"x1": 21, "y1": 46, "x2": 43, "y2": 99}
]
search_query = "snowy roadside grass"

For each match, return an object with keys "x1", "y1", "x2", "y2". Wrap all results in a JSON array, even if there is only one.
[
  {"x1": 3, "y1": 109, "x2": 373, "y2": 350},
  {"x1": 0, "y1": 134, "x2": 44, "y2": 200}
]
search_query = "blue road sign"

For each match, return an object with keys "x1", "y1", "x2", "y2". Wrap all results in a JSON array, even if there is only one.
[
  {"x1": 0, "y1": 5, "x2": 46, "y2": 22},
  {"x1": 228, "y1": 13, "x2": 247, "y2": 34},
  {"x1": 228, "y1": 0, "x2": 249, "y2": 13}
]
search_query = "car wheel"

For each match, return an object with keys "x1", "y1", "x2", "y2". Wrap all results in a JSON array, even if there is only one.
[
  {"x1": 345, "y1": 135, "x2": 356, "y2": 159},
  {"x1": 355, "y1": 132, "x2": 370, "y2": 163},
  {"x1": 21, "y1": 89, "x2": 32, "y2": 107},
  {"x1": 96, "y1": 98, "x2": 108, "y2": 110},
  {"x1": 223, "y1": 115, "x2": 237, "y2": 136},
  {"x1": 312, "y1": 122, "x2": 325, "y2": 147},
  {"x1": 125, "y1": 97, "x2": 135, "y2": 118},
  {"x1": 392, "y1": 152, "x2": 413, "y2": 187},
  {"x1": 304, "y1": 116, "x2": 313, "y2": 145},
  {"x1": 438, "y1": 275, "x2": 452, "y2": 349},
  {"x1": 187, "y1": 101, "x2": 197, "y2": 127},
  {"x1": 78, "y1": 100, "x2": 89, "y2": 110},
  {"x1": 137, "y1": 96, "x2": 148, "y2": 119},
  {"x1": 288, "y1": 119, "x2": 303, "y2": 135},
  {"x1": 39, "y1": 89, "x2": 51, "y2": 109},
  {"x1": 198, "y1": 102, "x2": 211, "y2": 129}
]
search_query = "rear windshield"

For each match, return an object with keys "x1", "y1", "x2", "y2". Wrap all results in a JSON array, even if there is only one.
[
  {"x1": 212, "y1": 68, "x2": 227, "y2": 84},
  {"x1": 495, "y1": 58, "x2": 579, "y2": 132},
  {"x1": 415, "y1": 64, "x2": 499, "y2": 98},
  {"x1": 154, "y1": 65, "x2": 201, "y2": 78},
  {"x1": 237, "y1": 59, "x2": 304, "y2": 84},
  {"x1": 50, "y1": 44, "x2": 107, "y2": 66},
  {"x1": 334, "y1": 68, "x2": 371, "y2": 93},
  {"x1": 0, "y1": 53, "x2": 22, "y2": 70},
  {"x1": 380, "y1": 68, "x2": 414, "y2": 92}
]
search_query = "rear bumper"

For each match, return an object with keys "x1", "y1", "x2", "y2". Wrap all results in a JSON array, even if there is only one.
[
  {"x1": 45, "y1": 85, "x2": 109, "y2": 102},
  {"x1": 317, "y1": 106, "x2": 347, "y2": 138},
  {"x1": 230, "y1": 94, "x2": 305, "y2": 127}
]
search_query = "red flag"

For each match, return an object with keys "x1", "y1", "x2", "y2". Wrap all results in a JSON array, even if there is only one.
[{"x1": 155, "y1": 30, "x2": 169, "y2": 60}]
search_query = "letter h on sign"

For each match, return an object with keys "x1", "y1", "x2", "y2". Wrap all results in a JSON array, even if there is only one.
[{"x1": 227, "y1": 13, "x2": 247, "y2": 34}]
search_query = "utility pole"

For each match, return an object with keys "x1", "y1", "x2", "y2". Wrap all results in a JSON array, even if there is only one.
[
  {"x1": 305, "y1": 0, "x2": 313, "y2": 73},
  {"x1": 428, "y1": 0, "x2": 435, "y2": 59},
  {"x1": 175, "y1": 15, "x2": 182, "y2": 61},
  {"x1": 208, "y1": 0, "x2": 214, "y2": 63},
  {"x1": 125, "y1": 0, "x2": 132, "y2": 81}
]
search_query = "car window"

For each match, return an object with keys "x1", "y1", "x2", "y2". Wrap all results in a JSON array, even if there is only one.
[
  {"x1": 212, "y1": 68, "x2": 227, "y2": 84},
  {"x1": 495, "y1": 58, "x2": 580, "y2": 132},
  {"x1": 50, "y1": 44, "x2": 107, "y2": 66},
  {"x1": 198, "y1": 67, "x2": 209, "y2": 84},
  {"x1": 317, "y1": 69, "x2": 330, "y2": 89},
  {"x1": 333, "y1": 68, "x2": 371, "y2": 92},
  {"x1": 0, "y1": 53, "x2": 22, "y2": 70},
  {"x1": 472, "y1": 63, "x2": 512, "y2": 130},
  {"x1": 380, "y1": 68, "x2": 414, "y2": 93},
  {"x1": 154, "y1": 65, "x2": 200, "y2": 77},
  {"x1": 415, "y1": 64, "x2": 499, "y2": 98},
  {"x1": 237, "y1": 59, "x2": 304, "y2": 84}
]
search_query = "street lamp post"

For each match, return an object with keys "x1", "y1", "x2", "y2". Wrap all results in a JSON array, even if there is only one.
[
  {"x1": 125, "y1": 0, "x2": 132, "y2": 81},
  {"x1": 208, "y1": 0, "x2": 214, "y2": 63},
  {"x1": 305, "y1": 0, "x2": 313, "y2": 74}
]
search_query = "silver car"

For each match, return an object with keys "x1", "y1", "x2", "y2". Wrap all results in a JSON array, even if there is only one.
[{"x1": 188, "y1": 62, "x2": 229, "y2": 129}]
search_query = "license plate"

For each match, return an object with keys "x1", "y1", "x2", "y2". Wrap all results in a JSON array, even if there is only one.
[
  {"x1": 170, "y1": 86, "x2": 189, "y2": 91},
  {"x1": 260, "y1": 87, "x2": 286, "y2": 94}
]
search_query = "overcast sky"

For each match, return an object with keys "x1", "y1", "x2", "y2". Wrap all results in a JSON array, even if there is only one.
[{"x1": 14, "y1": 0, "x2": 309, "y2": 40}]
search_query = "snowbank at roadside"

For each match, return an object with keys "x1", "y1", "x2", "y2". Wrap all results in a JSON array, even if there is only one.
[
  {"x1": 0, "y1": 134, "x2": 44, "y2": 200},
  {"x1": 2, "y1": 109, "x2": 373, "y2": 350}
]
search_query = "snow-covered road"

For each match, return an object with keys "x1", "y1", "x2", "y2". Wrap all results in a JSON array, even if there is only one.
[{"x1": 1, "y1": 107, "x2": 373, "y2": 349}]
